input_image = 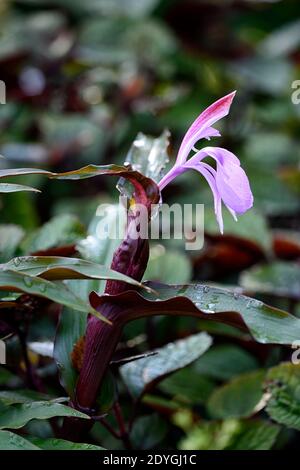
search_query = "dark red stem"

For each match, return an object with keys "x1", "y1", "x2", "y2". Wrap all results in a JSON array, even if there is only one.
[{"x1": 61, "y1": 213, "x2": 149, "y2": 441}]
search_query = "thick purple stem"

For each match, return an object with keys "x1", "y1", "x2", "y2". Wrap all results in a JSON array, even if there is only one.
[{"x1": 61, "y1": 213, "x2": 150, "y2": 440}]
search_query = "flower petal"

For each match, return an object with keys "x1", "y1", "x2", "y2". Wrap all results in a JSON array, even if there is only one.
[
  {"x1": 189, "y1": 146, "x2": 240, "y2": 167},
  {"x1": 176, "y1": 91, "x2": 236, "y2": 165},
  {"x1": 185, "y1": 161, "x2": 224, "y2": 233},
  {"x1": 187, "y1": 146, "x2": 253, "y2": 216},
  {"x1": 216, "y1": 162, "x2": 253, "y2": 214}
]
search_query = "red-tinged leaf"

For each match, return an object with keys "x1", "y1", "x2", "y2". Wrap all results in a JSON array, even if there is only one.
[
  {"x1": 31, "y1": 245, "x2": 77, "y2": 257},
  {"x1": 0, "y1": 166, "x2": 160, "y2": 209},
  {"x1": 89, "y1": 282, "x2": 300, "y2": 345},
  {"x1": 50, "y1": 164, "x2": 160, "y2": 209},
  {"x1": 194, "y1": 239, "x2": 264, "y2": 279},
  {"x1": 273, "y1": 231, "x2": 300, "y2": 260}
]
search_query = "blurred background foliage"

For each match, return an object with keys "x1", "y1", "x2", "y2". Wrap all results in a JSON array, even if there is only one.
[{"x1": 1, "y1": 0, "x2": 300, "y2": 450}]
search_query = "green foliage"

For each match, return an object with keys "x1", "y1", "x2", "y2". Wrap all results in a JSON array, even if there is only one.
[
  {"x1": 207, "y1": 370, "x2": 265, "y2": 419},
  {"x1": 145, "y1": 247, "x2": 192, "y2": 284},
  {"x1": 193, "y1": 344, "x2": 259, "y2": 381},
  {"x1": 22, "y1": 215, "x2": 86, "y2": 253},
  {"x1": 130, "y1": 415, "x2": 168, "y2": 450},
  {"x1": 265, "y1": 363, "x2": 300, "y2": 430},
  {"x1": 0, "y1": 401, "x2": 90, "y2": 430},
  {"x1": 178, "y1": 419, "x2": 280, "y2": 451},
  {"x1": 0, "y1": 431, "x2": 40, "y2": 450},
  {"x1": 120, "y1": 332, "x2": 213, "y2": 398},
  {"x1": 240, "y1": 262, "x2": 300, "y2": 300},
  {"x1": 29, "y1": 437, "x2": 104, "y2": 450},
  {"x1": 142, "y1": 282, "x2": 300, "y2": 345}
]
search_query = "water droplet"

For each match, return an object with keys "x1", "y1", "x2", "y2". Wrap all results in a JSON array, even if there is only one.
[
  {"x1": 207, "y1": 302, "x2": 216, "y2": 311},
  {"x1": 13, "y1": 257, "x2": 21, "y2": 267},
  {"x1": 246, "y1": 299, "x2": 263, "y2": 309},
  {"x1": 23, "y1": 276, "x2": 33, "y2": 288},
  {"x1": 39, "y1": 283, "x2": 47, "y2": 293},
  {"x1": 203, "y1": 286, "x2": 210, "y2": 294}
]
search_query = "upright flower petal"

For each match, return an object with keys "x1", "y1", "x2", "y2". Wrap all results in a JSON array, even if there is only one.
[
  {"x1": 176, "y1": 91, "x2": 236, "y2": 165},
  {"x1": 158, "y1": 92, "x2": 253, "y2": 233}
]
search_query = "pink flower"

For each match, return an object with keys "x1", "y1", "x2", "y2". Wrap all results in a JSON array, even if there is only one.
[{"x1": 158, "y1": 92, "x2": 253, "y2": 233}]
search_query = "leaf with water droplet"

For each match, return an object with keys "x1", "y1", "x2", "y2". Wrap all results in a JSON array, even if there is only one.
[
  {"x1": 0, "y1": 431, "x2": 40, "y2": 450},
  {"x1": 91, "y1": 281, "x2": 300, "y2": 346}
]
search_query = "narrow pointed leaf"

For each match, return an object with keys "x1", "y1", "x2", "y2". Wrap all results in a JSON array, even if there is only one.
[
  {"x1": 50, "y1": 164, "x2": 160, "y2": 208},
  {"x1": 0, "y1": 183, "x2": 40, "y2": 193},
  {"x1": 2, "y1": 256, "x2": 147, "y2": 289},
  {"x1": 0, "y1": 401, "x2": 90, "y2": 430},
  {"x1": 0, "y1": 168, "x2": 52, "y2": 178},
  {"x1": 0, "y1": 269, "x2": 106, "y2": 320}
]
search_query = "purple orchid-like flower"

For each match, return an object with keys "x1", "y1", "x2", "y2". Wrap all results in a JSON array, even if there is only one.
[{"x1": 158, "y1": 91, "x2": 253, "y2": 233}]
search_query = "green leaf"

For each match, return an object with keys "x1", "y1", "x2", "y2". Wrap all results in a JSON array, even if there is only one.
[
  {"x1": 0, "y1": 225, "x2": 25, "y2": 263},
  {"x1": 54, "y1": 307, "x2": 87, "y2": 397},
  {"x1": 159, "y1": 367, "x2": 215, "y2": 404},
  {"x1": 207, "y1": 370, "x2": 265, "y2": 419},
  {"x1": 140, "y1": 282, "x2": 300, "y2": 345},
  {"x1": 76, "y1": 202, "x2": 123, "y2": 291},
  {"x1": 144, "y1": 247, "x2": 192, "y2": 284},
  {"x1": 244, "y1": 162, "x2": 300, "y2": 216},
  {"x1": 265, "y1": 363, "x2": 300, "y2": 430},
  {"x1": 40, "y1": 113, "x2": 106, "y2": 163},
  {"x1": 0, "y1": 401, "x2": 90, "y2": 430},
  {"x1": 179, "y1": 419, "x2": 279, "y2": 451},
  {"x1": 130, "y1": 414, "x2": 167, "y2": 450},
  {"x1": 244, "y1": 132, "x2": 298, "y2": 168},
  {"x1": 227, "y1": 421, "x2": 280, "y2": 450},
  {"x1": 30, "y1": 437, "x2": 104, "y2": 450},
  {"x1": 0, "y1": 368, "x2": 16, "y2": 386},
  {"x1": 22, "y1": 214, "x2": 85, "y2": 253},
  {"x1": 281, "y1": 167, "x2": 300, "y2": 195},
  {"x1": 193, "y1": 344, "x2": 259, "y2": 381},
  {"x1": 0, "y1": 168, "x2": 52, "y2": 179},
  {"x1": 204, "y1": 208, "x2": 272, "y2": 253},
  {"x1": 230, "y1": 57, "x2": 293, "y2": 95},
  {"x1": 0, "y1": 269, "x2": 104, "y2": 319},
  {"x1": 0, "y1": 183, "x2": 40, "y2": 193},
  {"x1": 259, "y1": 19, "x2": 300, "y2": 58},
  {"x1": 92, "y1": 281, "x2": 300, "y2": 346},
  {"x1": 0, "y1": 390, "x2": 65, "y2": 406},
  {"x1": 178, "y1": 419, "x2": 240, "y2": 450},
  {"x1": 0, "y1": 191, "x2": 39, "y2": 230},
  {"x1": 120, "y1": 332, "x2": 212, "y2": 398},
  {"x1": 0, "y1": 430, "x2": 40, "y2": 450},
  {"x1": 240, "y1": 261, "x2": 300, "y2": 300},
  {"x1": 3, "y1": 256, "x2": 147, "y2": 289}
]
